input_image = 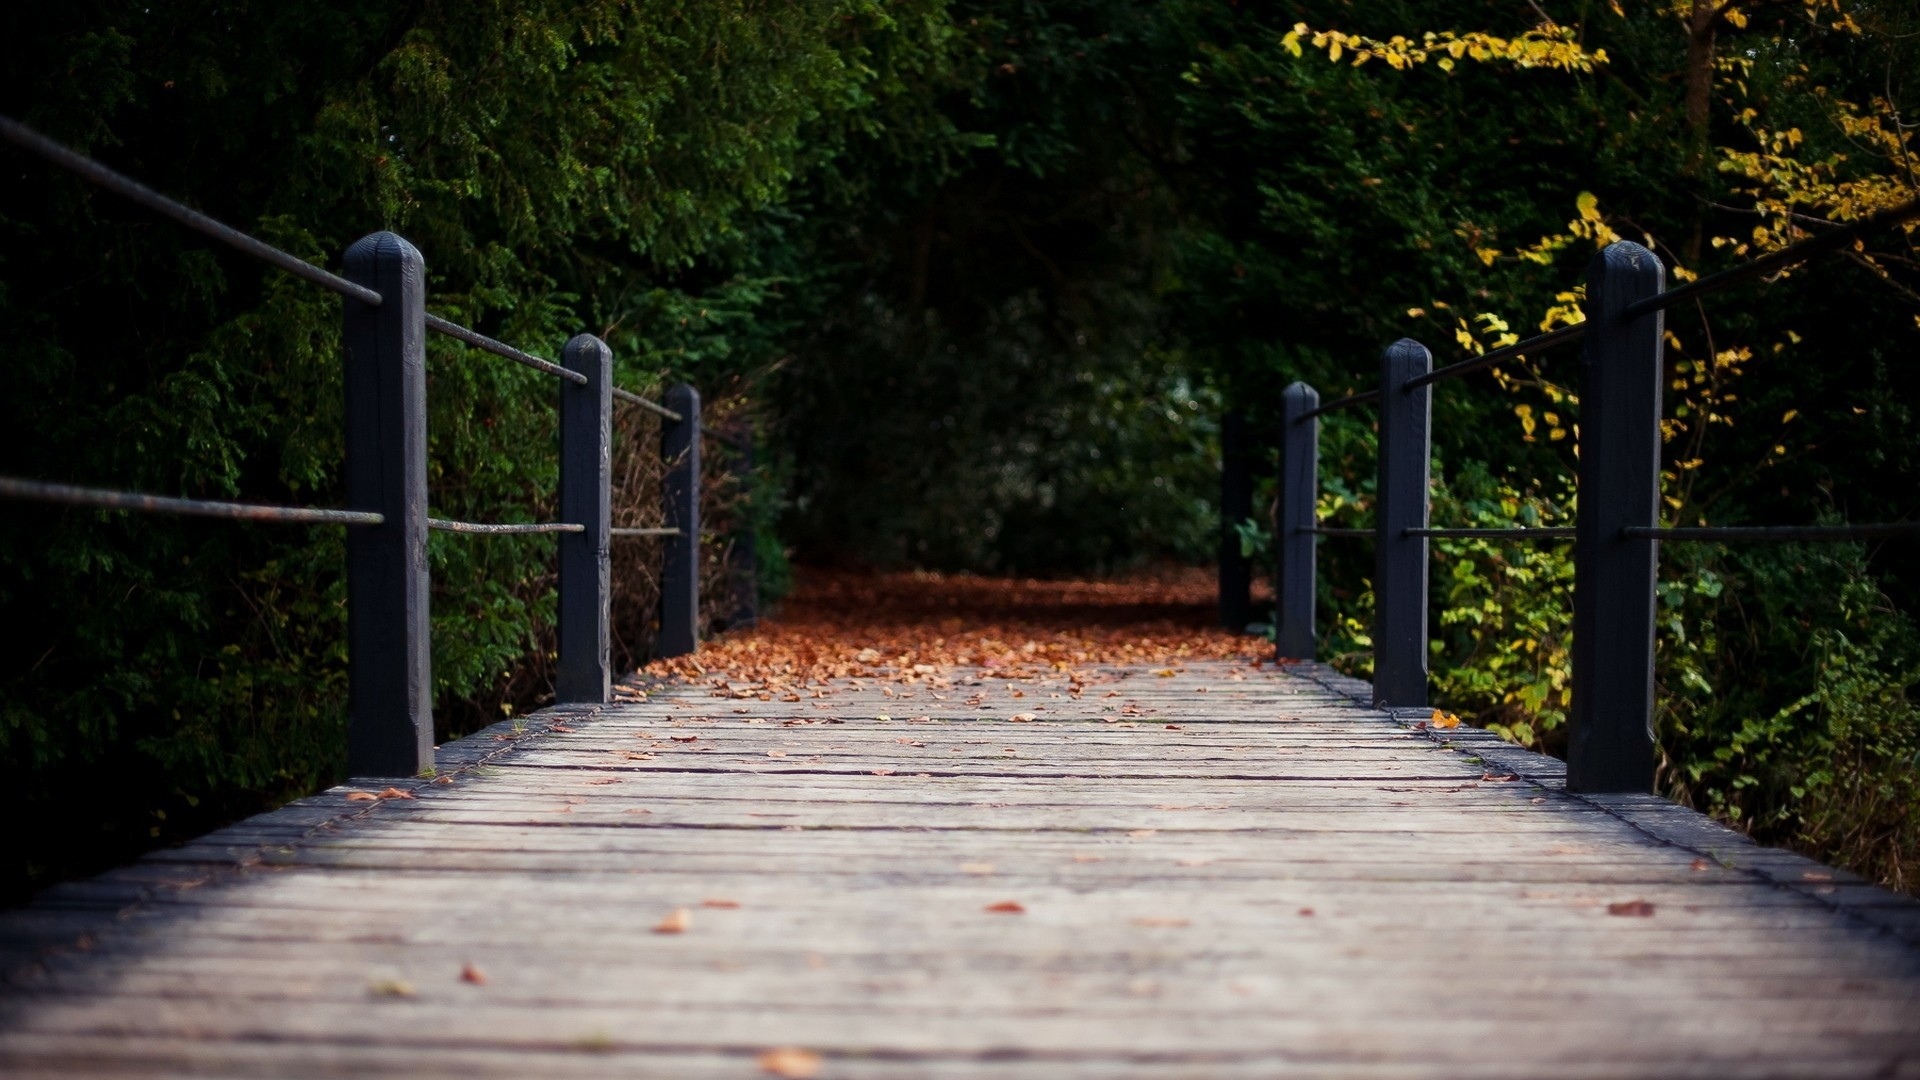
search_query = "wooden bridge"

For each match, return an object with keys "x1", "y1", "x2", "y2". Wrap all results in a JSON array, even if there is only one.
[
  {"x1": 4, "y1": 653, "x2": 1918, "y2": 1077},
  {"x1": 5, "y1": 114, "x2": 1920, "y2": 1078}
]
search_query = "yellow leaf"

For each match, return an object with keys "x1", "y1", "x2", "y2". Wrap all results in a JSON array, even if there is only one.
[{"x1": 1430, "y1": 709, "x2": 1461, "y2": 730}]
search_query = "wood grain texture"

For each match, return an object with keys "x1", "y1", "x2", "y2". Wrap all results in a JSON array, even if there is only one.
[{"x1": 2, "y1": 659, "x2": 1917, "y2": 1078}]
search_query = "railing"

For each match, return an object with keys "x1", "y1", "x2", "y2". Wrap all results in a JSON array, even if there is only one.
[
  {"x1": 0, "y1": 116, "x2": 742, "y2": 778},
  {"x1": 1236, "y1": 197, "x2": 1920, "y2": 794}
]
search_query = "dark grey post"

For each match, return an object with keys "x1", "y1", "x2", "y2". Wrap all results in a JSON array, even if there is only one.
[
  {"x1": 1219, "y1": 410, "x2": 1253, "y2": 631},
  {"x1": 658, "y1": 384, "x2": 701, "y2": 658},
  {"x1": 556, "y1": 334, "x2": 612, "y2": 704},
  {"x1": 342, "y1": 232, "x2": 431, "y2": 777},
  {"x1": 1275, "y1": 383, "x2": 1319, "y2": 660},
  {"x1": 726, "y1": 423, "x2": 759, "y2": 630},
  {"x1": 1569, "y1": 241, "x2": 1665, "y2": 793},
  {"x1": 1373, "y1": 339, "x2": 1432, "y2": 708}
]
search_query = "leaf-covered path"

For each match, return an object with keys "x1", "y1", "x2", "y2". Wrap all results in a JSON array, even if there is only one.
[{"x1": 3, "y1": 571, "x2": 1919, "y2": 1077}]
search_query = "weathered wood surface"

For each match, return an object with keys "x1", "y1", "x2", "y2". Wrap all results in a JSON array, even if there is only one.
[{"x1": 2, "y1": 660, "x2": 1918, "y2": 1078}]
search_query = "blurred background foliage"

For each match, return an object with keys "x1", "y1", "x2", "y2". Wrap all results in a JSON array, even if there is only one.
[{"x1": 2, "y1": 0, "x2": 1917, "y2": 898}]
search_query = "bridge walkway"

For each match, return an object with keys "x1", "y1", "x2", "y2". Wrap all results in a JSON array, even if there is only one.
[{"x1": 2, "y1": 659, "x2": 1919, "y2": 1077}]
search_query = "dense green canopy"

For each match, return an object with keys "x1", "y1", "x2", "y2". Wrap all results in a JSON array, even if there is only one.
[{"x1": 3, "y1": 0, "x2": 1916, "y2": 898}]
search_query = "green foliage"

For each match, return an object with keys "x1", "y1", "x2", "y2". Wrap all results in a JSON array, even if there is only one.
[{"x1": 0, "y1": 0, "x2": 954, "y2": 900}]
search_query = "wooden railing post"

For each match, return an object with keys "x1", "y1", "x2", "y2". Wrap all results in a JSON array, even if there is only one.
[
  {"x1": 556, "y1": 333, "x2": 612, "y2": 704},
  {"x1": 1569, "y1": 241, "x2": 1665, "y2": 793},
  {"x1": 1275, "y1": 383, "x2": 1319, "y2": 660},
  {"x1": 658, "y1": 384, "x2": 701, "y2": 659},
  {"x1": 1373, "y1": 339, "x2": 1432, "y2": 708},
  {"x1": 1219, "y1": 410, "x2": 1254, "y2": 632},
  {"x1": 342, "y1": 231, "x2": 432, "y2": 777}
]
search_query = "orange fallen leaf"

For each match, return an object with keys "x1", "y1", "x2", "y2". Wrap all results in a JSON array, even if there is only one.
[
  {"x1": 757, "y1": 1047, "x2": 824, "y2": 1079},
  {"x1": 459, "y1": 963, "x2": 488, "y2": 986},
  {"x1": 1607, "y1": 900, "x2": 1656, "y2": 917},
  {"x1": 653, "y1": 908, "x2": 692, "y2": 934},
  {"x1": 870, "y1": 768, "x2": 895, "y2": 776},
  {"x1": 1008, "y1": 712, "x2": 1037, "y2": 722},
  {"x1": 701, "y1": 898, "x2": 741, "y2": 909},
  {"x1": 345, "y1": 792, "x2": 379, "y2": 802},
  {"x1": 1430, "y1": 709, "x2": 1460, "y2": 730},
  {"x1": 1689, "y1": 858, "x2": 1711, "y2": 871},
  {"x1": 766, "y1": 750, "x2": 787, "y2": 758},
  {"x1": 984, "y1": 901, "x2": 1026, "y2": 914},
  {"x1": 1154, "y1": 669, "x2": 1177, "y2": 678},
  {"x1": 548, "y1": 723, "x2": 577, "y2": 733}
]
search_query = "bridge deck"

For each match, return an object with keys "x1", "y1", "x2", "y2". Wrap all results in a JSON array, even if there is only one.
[{"x1": 3, "y1": 660, "x2": 1919, "y2": 1078}]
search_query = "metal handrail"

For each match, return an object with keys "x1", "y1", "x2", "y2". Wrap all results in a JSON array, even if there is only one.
[{"x1": 0, "y1": 476, "x2": 382, "y2": 526}]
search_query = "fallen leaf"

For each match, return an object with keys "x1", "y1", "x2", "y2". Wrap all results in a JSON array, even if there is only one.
[
  {"x1": 653, "y1": 908, "x2": 692, "y2": 934},
  {"x1": 757, "y1": 1047, "x2": 824, "y2": 1079},
  {"x1": 1154, "y1": 669, "x2": 1177, "y2": 678},
  {"x1": 622, "y1": 752, "x2": 656, "y2": 761},
  {"x1": 459, "y1": 964, "x2": 488, "y2": 986},
  {"x1": 766, "y1": 750, "x2": 787, "y2": 758},
  {"x1": 368, "y1": 978, "x2": 415, "y2": 997},
  {"x1": 1690, "y1": 858, "x2": 1711, "y2": 871},
  {"x1": 376, "y1": 787, "x2": 414, "y2": 800},
  {"x1": 1297, "y1": 907, "x2": 1315, "y2": 917},
  {"x1": 701, "y1": 898, "x2": 741, "y2": 909},
  {"x1": 345, "y1": 791, "x2": 379, "y2": 802},
  {"x1": 984, "y1": 901, "x2": 1026, "y2": 914},
  {"x1": 1164, "y1": 724, "x2": 1183, "y2": 730},
  {"x1": 548, "y1": 723, "x2": 577, "y2": 733},
  {"x1": 670, "y1": 735, "x2": 699, "y2": 743},
  {"x1": 1607, "y1": 900, "x2": 1656, "y2": 917},
  {"x1": 870, "y1": 768, "x2": 895, "y2": 776},
  {"x1": 1430, "y1": 709, "x2": 1461, "y2": 730},
  {"x1": 1008, "y1": 712, "x2": 1037, "y2": 722},
  {"x1": 959, "y1": 862, "x2": 996, "y2": 875}
]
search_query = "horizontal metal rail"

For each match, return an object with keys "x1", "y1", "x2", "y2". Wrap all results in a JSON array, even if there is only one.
[
  {"x1": 612, "y1": 385, "x2": 684, "y2": 422},
  {"x1": 427, "y1": 518, "x2": 584, "y2": 535},
  {"x1": 0, "y1": 476, "x2": 382, "y2": 525},
  {"x1": 0, "y1": 115, "x2": 384, "y2": 306},
  {"x1": 1410, "y1": 526, "x2": 1577, "y2": 540},
  {"x1": 1299, "y1": 389, "x2": 1382, "y2": 420},
  {"x1": 423, "y1": 314, "x2": 588, "y2": 385},
  {"x1": 1303, "y1": 526, "x2": 1373, "y2": 538},
  {"x1": 611, "y1": 527, "x2": 683, "y2": 538},
  {"x1": 1624, "y1": 522, "x2": 1920, "y2": 543},
  {"x1": 1405, "y1": 322, "x2": 1589, "y2": 391},
  {"x1": 1624, "y1": 197, "x2": 1920, "y2": 321}
]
